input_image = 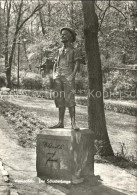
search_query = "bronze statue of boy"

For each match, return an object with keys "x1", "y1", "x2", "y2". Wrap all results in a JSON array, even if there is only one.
[{"x1": 50, "y1": 27, "x2": 81, "y2": 130}]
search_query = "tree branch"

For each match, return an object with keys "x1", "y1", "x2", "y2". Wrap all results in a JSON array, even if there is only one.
[
  {"x1": 110, "y1": 5, "x2": 127, "y2": 21},
  {"x1": 21, "y1": 6, "x2": 30, "y2": 16},
  {"x1": 4, "y1": 0, "x2": 8, "y2": 13},
  {"x1": 12, "y1": 1, "x2": 18, "y2": 13},
  {"x1": 99, "y1": 6, "x2": 110, "y2": 30},
  {"x1": 16, "y1": 0, "x2": 24, "y2": 31},
  {"x1": 18, "y1": 2, "x2": 46, "y2": 31},
  {"x1": 95, "y1": 2, "x2": 103, "y2": 12},
  {"x1": 99, "y1": 2, "x2": 127, "y2": 30}
]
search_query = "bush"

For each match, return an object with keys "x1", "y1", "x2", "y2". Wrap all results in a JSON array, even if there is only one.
[
  {"x1": 75, "y1": 74, "x2": 88, "y2": 94},
  {"x1": 104, "y1": 100, "x2": 137, "y2": 116},
  {"x1": 22, "y1": 73, "x2": 42, "y2": 90},
  {"x1": 76, "y1": 96, "x2": 137, "y2": 116},
  {"x1": 103, "y1": 70, "x2": 137, "y2": 100},
  {"x1": 0, "y1": 100, "x2": 46, "y2": 148},
  {"x1": 42, "y1": 74, "x2": 54, "y2": 90}
]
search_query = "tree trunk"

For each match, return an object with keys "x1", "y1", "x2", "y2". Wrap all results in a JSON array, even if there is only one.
[
  {"x1": 4, "y1": 0, "x2": 11, "y2": 87},
  {"x1": 23, "y1": 41, "x2": 31, "y2": 70},
  {"x1": 82, "y1": 1, "x2": 114, "y2": 156},
  {"x1": 7, "y1": 35, "x2": 17, "y2": 88},
  {"x1": 5, "y1": 0, "x2": 45, "y2": 88}
]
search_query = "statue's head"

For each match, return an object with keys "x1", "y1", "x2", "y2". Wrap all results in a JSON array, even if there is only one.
[{"x1": 60, "y1": 28, "x2": 76, "y2": 43}]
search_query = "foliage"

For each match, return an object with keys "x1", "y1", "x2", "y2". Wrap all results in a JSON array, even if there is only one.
[
  {"x1": 42, "y1": 74, "x2": 54, "y2": 90},
  {"x1": 2, "y1": 0, "x2": 47, "y2": 87},
  {"x1": 26, "y1": 1, "x2": 83, "y2": 70},
  {"x1": 0, "y1": 100, "x2": 46, "y2": 148},
  {"x1": 97, "y1": 1, "x2": 137, "y2": 67},
  {"x1": 22, "y1": 72, "x2": 42, "y2": 89},
  {"x1": 76, "y1": 96, "x2": 137, "y2": 116},
  {"x1": 103, "y1": 70, "x2": 137, "y2": 99},
  {"x1": 75, "y1": 74, "x2": 88, "y2": 93},
  {"x1": 1, "y1": 0, "x2": 137, "y2": 87},
  {"x1": 104, "y1": 100, "x2": 137, "y2": 116}
]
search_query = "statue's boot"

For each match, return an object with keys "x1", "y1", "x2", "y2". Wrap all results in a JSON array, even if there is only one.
[
  {"x1": 49, "y1": 107, "x2": 65, "y2": 129},
  {"x1": 69, "y1": 106, "x2": 80, "y2": 130}
]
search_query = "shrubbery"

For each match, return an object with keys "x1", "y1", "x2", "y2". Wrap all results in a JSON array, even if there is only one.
[
  {"x1": 103, "y1": 70, "x2": 137, "y2": 100},
  {"x1": 75, "y1": 69, "x2": 137, "y2": 100},
  {"x1": 75, "y1": 96, "x2": 137, "y2": 116},
  {"x1": 75, "y1": 74, "x2": 88, "y2": 94},
  {"x1": 42, "y1": 74, "x2": 54, "y2": 90},
  {"x1": 22, "y1": 72, "x2": 42, "y2": 90},
  {"x1": 104, "y1": 100, "x2": 137, "y2": 116},
  {"x1": 0, "y1": 100, "x2": 46, "y2": 147}
]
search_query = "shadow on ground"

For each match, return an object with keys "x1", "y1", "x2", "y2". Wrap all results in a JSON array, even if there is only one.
[
  {"x1": 49, "y1": 180, "x2": 129, "y2": 195},
  {"x1": 11, "y1": 178, "x2": 129, "y2": 195}
]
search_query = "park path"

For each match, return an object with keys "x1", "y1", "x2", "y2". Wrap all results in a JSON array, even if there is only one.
[{"x1": 0, "y1": 96, "x2": 137, "y2": 195}]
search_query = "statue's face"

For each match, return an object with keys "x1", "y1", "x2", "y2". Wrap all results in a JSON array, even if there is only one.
[{"x1": 61, "y1": 30, "x2": 73, "y2": 43}]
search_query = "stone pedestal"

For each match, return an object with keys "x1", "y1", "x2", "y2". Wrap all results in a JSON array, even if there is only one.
[{"x1": 36, "y1": 128, "x2": 94, "y2": 182}]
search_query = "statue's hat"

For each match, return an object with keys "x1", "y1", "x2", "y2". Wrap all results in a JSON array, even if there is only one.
[{"x1": 60, "y1": 27, "x2": 77, "y2": 42}]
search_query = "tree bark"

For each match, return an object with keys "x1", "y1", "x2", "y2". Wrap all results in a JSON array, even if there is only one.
[{"x1": 82, "y1": 1, "x2": 114, "y2": 156}]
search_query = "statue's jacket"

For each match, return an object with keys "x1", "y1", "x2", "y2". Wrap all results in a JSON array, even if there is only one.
[{"x1": 53, "y1": 46, "x2": 81, "y2": 80}]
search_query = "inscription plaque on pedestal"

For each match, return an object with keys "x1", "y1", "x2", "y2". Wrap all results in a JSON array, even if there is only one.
[{"x1": 36, "y1": 128, "x2": 94, "y2": 182}]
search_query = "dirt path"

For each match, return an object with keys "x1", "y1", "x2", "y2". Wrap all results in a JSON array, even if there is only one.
[{"x1": 0, "y1": 96, "x2": 137, "y2": 195}]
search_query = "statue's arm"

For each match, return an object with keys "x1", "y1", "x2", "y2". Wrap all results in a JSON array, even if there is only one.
[
  {"x1": 71, "y1": 60, "x2": 79, "y2": 78},
  {"x1": 67, "y1": 48, "x2": 81, "y2": 81},
  {"x1": 53, "y1": 50, "x2": 60, "y2": 79}
]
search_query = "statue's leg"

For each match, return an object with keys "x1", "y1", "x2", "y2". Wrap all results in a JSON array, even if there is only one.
[
  {"x1": 63, "y1": 78, "x2": 80, "y2": 130},
  {"x1": 68, "y1": 106, "x2": 80, "y2": 130},
  {"x1": 49, "y1": 78, "x2": 65, "y2": 129},
  {"x1": 49, "y1": 107, "x2": 65, "y2": 128}
]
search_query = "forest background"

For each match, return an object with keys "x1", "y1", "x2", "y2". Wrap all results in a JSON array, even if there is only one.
[{"x1": 0, "y1": 0, "x2": 137, "y2": 99}]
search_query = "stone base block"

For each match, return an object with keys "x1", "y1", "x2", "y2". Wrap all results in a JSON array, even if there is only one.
[{"x1": 36, "y1": 128, "x2": 94, "y2": 182}]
